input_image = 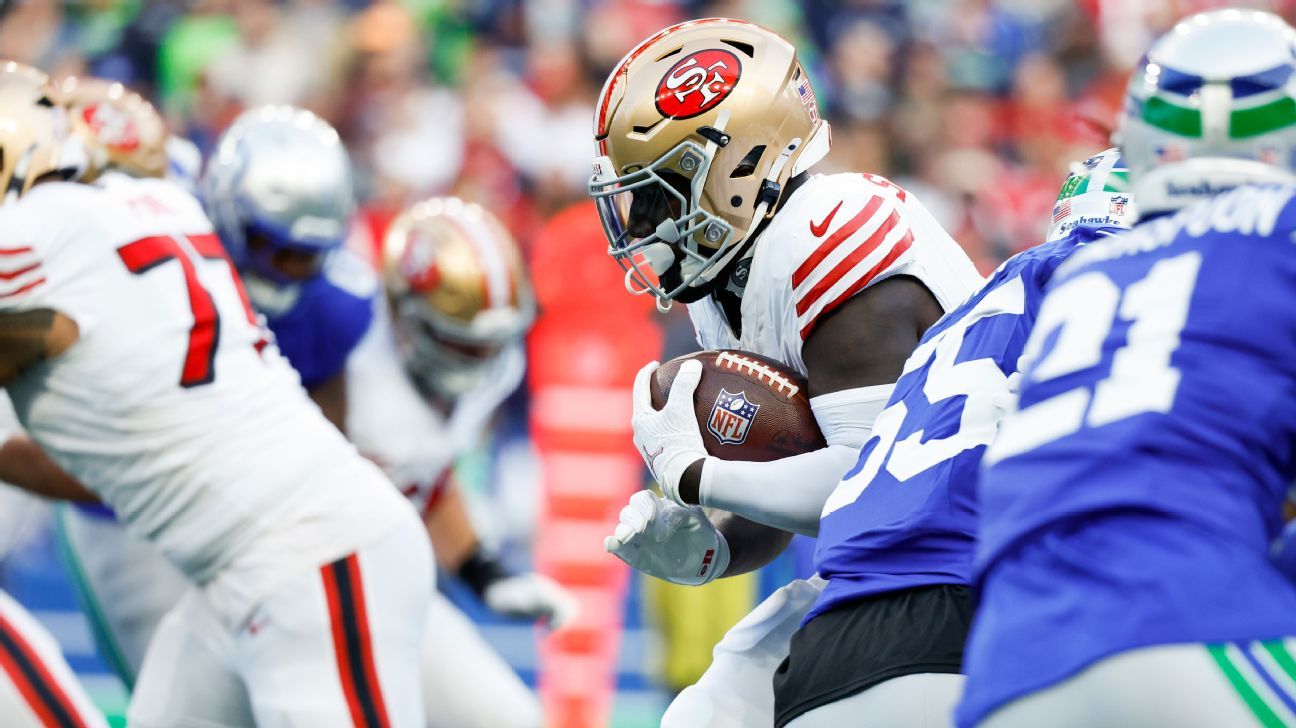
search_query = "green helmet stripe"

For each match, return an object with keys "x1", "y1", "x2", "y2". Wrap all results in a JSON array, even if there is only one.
[
  {"x1": 1231, "y1": 97, "x2": 1296, "y2": 138},
  {"x1": 1143, "y1": 96, "x2": 1203, "y2": 137},
  {"x1": 1056, "y1": 174, "x2": 1083, "y2": 201}
]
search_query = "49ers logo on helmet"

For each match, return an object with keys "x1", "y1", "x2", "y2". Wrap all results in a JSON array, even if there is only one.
[
  {"x1": 655, "y1": 49, "x2": 741, "y2": 119},
  {"x1": 83, "y1": 104, "x2": 139, "y2": 152}
]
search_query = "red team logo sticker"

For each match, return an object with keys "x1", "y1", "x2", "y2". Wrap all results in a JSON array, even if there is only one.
[
  {"x1": 655, "y1": 49, "x2": 741, "y2": 119},
  {"x1": 82, "y1": 103, "x2": 140, "y2": 152},
  {"x1": 708, "y1": 389, "x2": 759, "y2": 445}
]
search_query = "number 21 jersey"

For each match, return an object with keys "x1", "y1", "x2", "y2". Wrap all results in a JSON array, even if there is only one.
[{"x1": 959, "y1": 185, "x2": 1296, "y2": 727}]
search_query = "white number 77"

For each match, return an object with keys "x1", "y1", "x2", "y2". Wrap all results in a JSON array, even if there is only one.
[{"x1": 986, "y1": 251, "x2": 1202, "y2": 464}]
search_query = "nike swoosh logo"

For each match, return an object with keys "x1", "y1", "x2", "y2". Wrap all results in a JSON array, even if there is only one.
[{"x1": 809, "y1": 201, "x2": 844, "y2": 237}]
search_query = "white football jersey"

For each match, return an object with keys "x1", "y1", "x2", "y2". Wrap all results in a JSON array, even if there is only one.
[
  {"x1": 0, "y1": 174, "x2": 401, "y2": 583},
  {"x1": 688, "y1": 172, "x2": 985, "y2": 375},
  {"x1": 346, "y1": 302, "x2": 524, "y2": 514}
]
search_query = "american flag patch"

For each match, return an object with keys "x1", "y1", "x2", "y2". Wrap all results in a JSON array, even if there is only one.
[
  {"x1": 797, "y1": 77, "x2": 819, "y2": 122},
  {"x1": 1052, "y1": 199, "x2": 1072, "y2": 224}
]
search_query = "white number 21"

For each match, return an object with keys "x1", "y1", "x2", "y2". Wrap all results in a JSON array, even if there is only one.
[{"x1": 985, "y1": 251, "x2": 1202, "y2": 464}]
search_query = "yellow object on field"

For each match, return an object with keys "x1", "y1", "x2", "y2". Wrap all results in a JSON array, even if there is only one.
[{"x1": 647, "y1": 571, "x2": 757, "y2": 692}]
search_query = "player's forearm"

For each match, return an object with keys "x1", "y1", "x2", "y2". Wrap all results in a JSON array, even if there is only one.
[
  {"x1": 424, "y1": 482, "x2": 479, "y2": 572},
  {"x1": 0, "y1": 309, "x2": 77, "y2": 386},
  {"x1": 0, "y1": 435, "x2": 99, "y2": 503},
  {"x1": 307, "y1": 370, "x2": 348, "y2": 434},
  {"x1": 713, "y1": 511, "x2": 795, "y2": 576},
  {"x1": 698, "y1": 444, "x2": 860, "y2": 536}
]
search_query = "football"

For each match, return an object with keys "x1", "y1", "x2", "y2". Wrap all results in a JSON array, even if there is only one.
[{"x1": 650, "y1": 350, "x2": 827, "y2": 462}]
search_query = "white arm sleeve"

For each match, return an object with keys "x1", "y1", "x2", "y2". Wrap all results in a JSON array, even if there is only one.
[{"x1": 697, "y1": 384, "x2": 895, "y2": 536}]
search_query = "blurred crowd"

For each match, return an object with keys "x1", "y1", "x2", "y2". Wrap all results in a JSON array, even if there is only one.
[{"x1": 6, "y1": 0, "x2": 1294, "y2": 274}]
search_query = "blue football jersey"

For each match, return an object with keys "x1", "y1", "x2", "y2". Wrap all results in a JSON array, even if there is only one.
[
  {"x1": 263, "y1": 251, "x2": 376, "y2": 390},
  {"x1": 958, "y1": 185, "x2": 1296, "y2": 727},
  {"x1": 809, "y1": 226, "x2": 1112, "y2": 624}
]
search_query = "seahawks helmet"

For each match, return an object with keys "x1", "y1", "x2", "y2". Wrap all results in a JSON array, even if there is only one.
[
  {"x1": 202, "y1": 106, "x2": 354, "y2": 311},
  {"x1": 1118, "y1": 9, "x2": 1296, "y2": 215},
  {"x1": 1045, "y1": 148, "x2": 1136, "y2": 241}
]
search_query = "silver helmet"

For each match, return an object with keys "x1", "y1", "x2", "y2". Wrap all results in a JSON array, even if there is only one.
[
  {"x1": 201, "y1": 106, "x2": 354, "y2": 311},
  {"x1": 1118, "y1": 9, "x2": 1296, "y2": 216}
]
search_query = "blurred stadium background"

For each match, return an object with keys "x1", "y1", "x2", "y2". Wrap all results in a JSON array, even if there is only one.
[{"x1": 1, "y1": 0, "x2": 1292, "y2": 726}]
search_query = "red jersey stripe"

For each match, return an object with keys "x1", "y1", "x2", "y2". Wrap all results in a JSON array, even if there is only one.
[
  {"x1": 0, "y1": 277, "x2": 46, "y2": 300},
  {"x1": 0, "y1": 247, "x2": 33, "y2": 256},
  {"x1": 796, "y1": 211, "x2": 906, "y2": 317},
  {"x1": 792, "y1": 196, "x2": 886, "y2": 289},
  {"x1": 0, "y1": 262, "x2": 40, "y2": 282},
  {"x1": 799, "y1": 230, "x2": 915, "y2": 340}
]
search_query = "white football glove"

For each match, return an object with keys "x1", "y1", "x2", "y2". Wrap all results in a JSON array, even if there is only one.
[
  {"x1": 604, "y1": 490, "x2": 730, "y2": 586},
  {"x1": 632, "y1": 359, "x2": 707, "y2": 505},
  {"x1": 482, "y1": 572, "x2": 579, "y2": 629}
]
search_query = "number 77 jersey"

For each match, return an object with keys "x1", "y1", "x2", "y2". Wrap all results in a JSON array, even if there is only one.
[
  {"x1": 808, "y1": 226, "x2": 1110, "y2": 623},
  {"x1": 0, "y1": 173, "x2": 347, "y2": 581}
]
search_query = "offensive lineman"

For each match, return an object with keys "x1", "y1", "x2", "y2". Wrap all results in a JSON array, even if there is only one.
[
  {"x1": 49, "y1": 104, "x2": 369, "y2": 686},
  {"x1": 776, "y1": 150, "x2": 1135, "y2": 727},
  {"x1": 590, "y1": 18, "x2": 983, "y2": 724},
  {"x1": 960, "y1": 11, "x2": 1296, "y2": 728},
  {"x1": 346, "y1": 196, "x2": 575, "y2": 728},
  {"x1": 0, "y1": 64, "x2": 431, "y2": 726}
]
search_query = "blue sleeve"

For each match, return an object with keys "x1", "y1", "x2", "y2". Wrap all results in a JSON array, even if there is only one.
[{"x1": 268, "y1": 278, "x2": 375, "y2": 390}]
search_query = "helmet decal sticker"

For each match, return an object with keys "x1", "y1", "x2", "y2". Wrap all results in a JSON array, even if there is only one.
[
  {"x1": 83, "y1": 103, "x2": 140, "y2": 152},
  {"x1": 655, "y1": 49, "x2": 742, "y2": 120}
]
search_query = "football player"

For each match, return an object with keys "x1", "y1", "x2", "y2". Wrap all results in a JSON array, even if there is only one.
[
  {"x1": 202, "y1": 105, "x2": 374, "y2": 429},
  {"x1": 591, "y1": 18, "x2": 983, "y2": 725},
  {"x1": 958, "y1": 11, "x2": 1296, "y2": 728},
  {"x1": 346, "y1": 196, "x2": 575, "y2": 727},
  {"x1": 28, "y1": 76, "x2": 215, "y2": 684},
  {"x1": 50, "y1": 105, "x2": 373, "y2": 687},
  {"x1": 0, "y1": 63, "x2": 431, "y2": 726},
  {"x1": 774, "y1": 150, "x2": 1135, "y2": 728}
]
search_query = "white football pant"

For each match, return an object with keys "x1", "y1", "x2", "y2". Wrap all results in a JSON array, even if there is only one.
[
  {"x1": 62, "y1": 506, "x2": 541, "y2": 728},
  {"x1": 56, "y1": 506, "x2": 186, "y2": 686},
  {"x1": 785, "y1": 673, "x2": 963, "y2": 728},
  {"x1": 0, "y1": 590, "x2": 107, "y2": 728},
  {"x1": 661, "y1": 576, "x2": 825, "y2": 728},
  {"x1": 977, "y1": 641, "x2": 1296, "y2": 728},
  {"x1": 127, "y1": 514, "x2": 432, "y2": 728}
]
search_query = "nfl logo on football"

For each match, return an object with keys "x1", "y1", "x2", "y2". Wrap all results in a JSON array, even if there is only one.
[
  {"x1": 1109, "y1": 195, "x2": 1129, "y2": 216},
  {"x1": 708, "y1": 389, "x2": 760, "y2": 445}
]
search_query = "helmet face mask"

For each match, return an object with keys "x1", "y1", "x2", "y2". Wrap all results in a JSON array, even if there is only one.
[{"x1": 591, "y1": 137, "x2": 737, "y2": 304}]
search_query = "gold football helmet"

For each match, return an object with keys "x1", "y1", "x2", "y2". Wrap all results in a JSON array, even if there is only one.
[
  {"x1": 54, "y1": 76, "x2": 168, "y2": 181},
  {"x1": 589, "y1": 18, "x2": 830, "y2": 307},
  {"x1": 384, "y1": 197, "x2": 536, "y2": 399},
  {"x1": 0, "y1": 61, "x2": 71, "y2": 204}
]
